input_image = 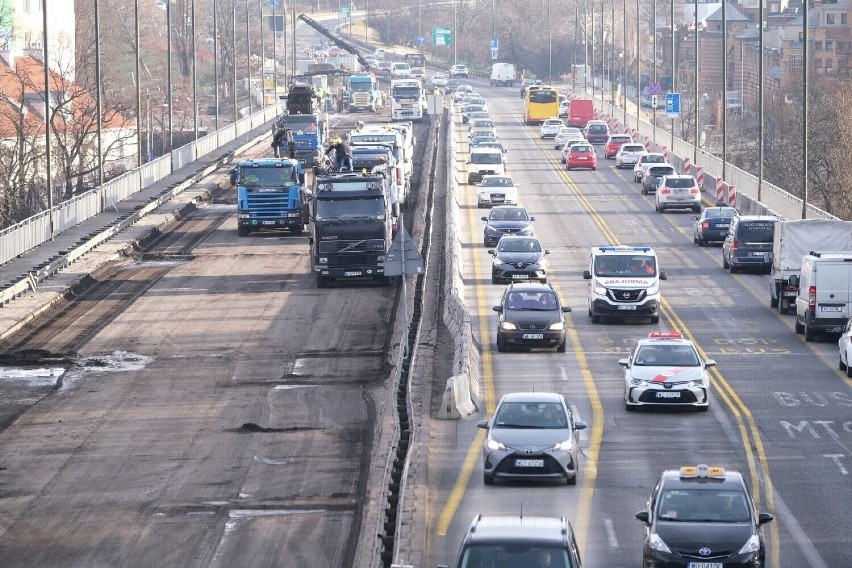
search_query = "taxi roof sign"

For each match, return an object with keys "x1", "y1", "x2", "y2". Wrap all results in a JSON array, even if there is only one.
[
  {"x1": 596, "y1": 246, "x2": 652, "y2": 253},
  {"x1": 649, "y1": 331, "x2": 683, "y2": 339},
  {"x1": 680, "y1": 464, "x2": 725, "y2": 479}
]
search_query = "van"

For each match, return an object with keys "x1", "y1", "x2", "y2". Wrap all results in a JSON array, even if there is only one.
[
  {"x1": 722, "y1": 215, "x2": 779, "y2": 274},
  {"x1": 467, "y1": 147, "x2": 506, "y2": 184},
  {"x1": 794, "y1": 251, "x2": 852, "y2": 341},
  {"x1": 583, "y1": 245, "x2": 667, "y2": 324},
  {"x1": 438, "y1": 514, "x2": 583, "y2": 568},
  {"x1": 490, "y1": 62, "x2": 516, "y2": 86},
  {"x1": 584, "y1": 120, "x2": 610, "y2": 144},
  {"x1": 566, "y1": 99, "x2": 594, "y2": 128}
]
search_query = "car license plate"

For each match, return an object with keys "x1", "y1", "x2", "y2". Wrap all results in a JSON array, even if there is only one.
[
  {"x1": 656, "y1": 391, "x2": 681, "y2": 398},
  {"x1": 783, "y1": 291, "x2": 797, "y2": 297},
  {"x1": 688, "y1": 563, "x2": 722, "y2": 568},
  {"x1": 515, "y1": 459, "x2": 544, "y2": 468},
  {"x1": 717, "y1": 223, "x2": 730, "y2": 228},
  {"x1": 262, "y1": 220, "x2": 276, "y2": 225},
  {"x1": 578, "y1": 156, "x2": 588, "y2": 160},
  {"x1": 753, "y1": 251, "x2": 767, "y2": 256},
  {"x1": 344, "y1": 271, "x2": 362, "y2": 277},
  {"x1": 522, "y1": 333, "x2": 544, "y2": 340},
  {"x1": 820, "y1": 305, "x2": 843, "y2": 312},
  {"x1": 617, "y1": 305, "x2": 637, "y2": 310},
  {"x1": 512, "y1": 274, "x2": 529, "y2": 279}
]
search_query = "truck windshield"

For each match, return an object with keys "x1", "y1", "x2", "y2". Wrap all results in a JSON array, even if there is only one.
[
  {"x1": 392, "y1": 87, "x2": 421, "y2": 98},
  {"x1": 281, "y1": 116, "x2": 318, "y2": 134},
  {"x1": 350, "y1": 82, "x2": 373, "y2": 92},
  {"x1": 594, "y1": 256, "x2": 657, "y2": 277},
  {"x1": 241, "y1": 166, "x2": 296, "y2": 187},
  {"x1": 315, "y1": 197, "x2": 385, "y2": 220}
]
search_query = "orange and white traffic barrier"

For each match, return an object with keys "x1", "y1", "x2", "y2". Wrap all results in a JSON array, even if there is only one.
[
  {"x1": 716, "y1": 178, "x2": 724, "y2": 204},
  {"x1": 695, "y1": 166, "x2": 704, "y2": 192},
  {"x1": 683, "y1": 157, "x2": 691, "y2": 175},
  {"x1": 728, "y1": 184, "x2": 737, "y2": 208},
  {"x1": 662, "y1": 146, "x2": 669, "y2": 162}
]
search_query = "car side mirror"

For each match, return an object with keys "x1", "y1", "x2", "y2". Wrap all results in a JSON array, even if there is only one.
[
  {"x1": 788, "y1": 275, "x2": 799, "y2": 287},
  {"x1": 229, "y1": 169, "x2": 238, "y2": 186},
  {"x1": 476, "y1": 420, "x2": 489, "y2": 430},
  {"x1": 562, "y1": 306, "x2": 572, "y2": 313},
  {"x1": 758, "y1": 512, "x2": 774, "y2": 525},
  {"x1": 481, "y1": 216, "x2": 488, "y2": 222},
  {"x1": 573, "y1": 420, "x2": 587, "y2": 430},
  {"x1": 704, "y1": 359, "x2": 717, "y2": 368},
  {"x1": 530, "y1": 216, "x2": 536, "y2": 221},
  {"x1": 618, "y1": 358, "x2": 630, "y2": 367},
  {"x1": 691, "y1": 215, "x2": 699, "y2": 220},
  {"x1": 583, "y1": 270, "x2": 592, "y2": 280},
  {"x1": 492, "y1": 305, "x2": 503, "y2": 313},
  {"x1": 299, "y1": 172, "x2": 306, "y2": 185},
  {"x1": 635, "y1": 511, "x2": 650, "y2": 524},
  {"x1": 545, "y1": 250, "x2": 551, "y2": 255},
  {"x1": 487, "y1": 249, "x2": 495, "y2": 255},
  {"x1": 659, "y1": 271, "x2": 668, "y2": 280}
]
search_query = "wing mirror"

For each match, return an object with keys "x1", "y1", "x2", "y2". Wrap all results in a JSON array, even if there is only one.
[
  {"x1": 618, "y1": 358, "x2": 630, "y2": 367},
  {"x1": 635, "y1": 511, "x2": 650, "y2": 524},
  {"x1": 492, "y1": 305, "x2": 503, "y2": 313},
  {"x1": 583, "y1": 270, "x2": 592, "y2": 280},
  {"x1": 476, "y1": 420, "x2": 489, "y2": 430},
  {"x1": 659, "y1": 271, "x2": 668, "y2": 280},
  {"x1": 229, "y1": 168, "x2": 238, "y2": 186}
]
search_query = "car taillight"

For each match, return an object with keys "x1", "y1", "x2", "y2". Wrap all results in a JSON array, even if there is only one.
[
  {"x1": 701, "y1": 221, "x2": 710, "y2": 229},
  {"x1": 731, "y1": 240, "x2": 739, "y2": 251},
  {"x1": 660, "y1": 188, "x2": 671, "y2": 195},
  {"x1": 808, "y1": 286, "x2": 816, "y2": 310},
  {"x1": 397, "y1": 169, "x2": 403, "y2": 186},
  {"x1": 690, "y1": 188, "x2": 700, "y2": 194}
]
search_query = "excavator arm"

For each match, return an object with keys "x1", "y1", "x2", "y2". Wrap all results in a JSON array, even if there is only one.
[{"x1": 297, "y1": 14, "x2": 371, "y2": 71}]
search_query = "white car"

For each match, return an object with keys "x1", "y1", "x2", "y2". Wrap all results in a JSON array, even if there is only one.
[
  {"x1": 449, "y1": 64, "x2": 469, "y2": 78},
  {"x1": 839, "y1": 318, "x2": 852, "y2": 377},
  {"x1": 615, "y1": 143, "x2": 646, "y2": 169},
  {"x1": 619, "y1": 331, "x2": 716, "y2": 411},
  {"x1": 476, "y1": 175, "x2": 519, "y2": 208},
  {"x1": 633, "y1": 152, "x2": 667, "y2": 182},
  {"x1": 539, "y1": 118, "x2": 565, "y2": 138},
  {"x1": 431, "y1": 72, "x2": 448, "y2": 87},
  {"x1": 554, "y1": 127, "x2": 583, "y2": 149},
  {"x1": 655, "y1": 174, "x2": 701, "y2": 213},
  {"x1": 560, "y1": 139, "x2": 589, "y2": 163}
]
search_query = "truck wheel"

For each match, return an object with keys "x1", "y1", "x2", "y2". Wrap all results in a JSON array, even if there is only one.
[
  {"x1": 804, "y1": 323, "x2": 815, "y2": 342},
  {"x1": 794, "y1": 318, "x2": 804, "y2": 334},
  {"x1": 316, "y1": 276, "x2": 328, "y2": 289},
  {"x1": 291, "y1": 225, "x2": 304, "y2": 236},
  {"x1": 238, "y1": 226, "x2": 250, "y2": 237},
  {"x1": 770, "y1": 287, "x2": 779, "y2": 308},
  {"x1": 722, "y1": 255, "x2": 729, "y2": 269},
  {"x1": 779, "y1": 302, "x2": 788, "y2": 315}
]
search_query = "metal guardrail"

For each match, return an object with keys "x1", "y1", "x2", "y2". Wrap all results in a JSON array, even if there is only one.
[{"x1": 0, "y1": 106, "x2": 279, "y2": 269}]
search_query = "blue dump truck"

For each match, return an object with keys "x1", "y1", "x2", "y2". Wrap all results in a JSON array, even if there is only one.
[
  {"x1": 309, "y1": 171, "x2": 399, "y2": 288},
  {"x1": 346, "y1": 74, "x2": 383, "y2": 112},
  {"x1": 230, "y1": 158, "x2": 309, "y2": 237},
  {"x1": 274, "y1": 83, "x2": 327, "y2": 164}
]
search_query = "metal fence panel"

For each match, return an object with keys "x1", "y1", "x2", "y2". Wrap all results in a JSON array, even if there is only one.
[
  {"x1": 54, "y1": 190, "x2": 101, "y2": 233},
  {"x1": 0, "y1": 212, "x2": 52, "y2": 265},
  {"x1": 196, "y1": 132, "x2": 219, "y2": 159},
  {"x1": 172, "y1": 143, "x2": 195, "y2": 171}
]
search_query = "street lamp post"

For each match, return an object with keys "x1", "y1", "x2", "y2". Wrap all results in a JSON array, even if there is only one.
[
  {"x1": 652, "y1": 0, "x2": 657, "y2": 139},
  {"x1": 801, "y1": 0, "x2": 809, "y2": 218},
  {"x1": 635, "y1": 0, "x2": 640, "y2": 131},
  {"x1": 573, "y1": 6, "x2": 578, "y2": 91},
  {"x1": 722, "y1": 0, "x2": 727, "y2": 183}
]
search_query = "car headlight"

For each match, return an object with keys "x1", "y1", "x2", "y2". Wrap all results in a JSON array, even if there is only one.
[
  {"x1": 319, "y1": 257, "x2": 328, "y2": 264},
  {"x1": 649, "y1": 533, "x2": 671, "y2": 553},
  {"x1": 737, "y1": 534, "x2": 760, "y2": 555},
  {"x1": 519, "y1": 226, "x2": 534, "y2": 235},
  {"x1": 479, "y1": 192, "x2": 489, "y2": 199},
  {"x1": 486, "y1": 437, "x2": 506, "y2": 451},
  {"x1": 688, "y1": 376, "x2": 707, "y2": 387},
  {"x1": 646, "y1": 281, "x2": 660, "y2": 295},
  {"x1": 484, "y1": 225, "x2": 499, "y2": 235},
  {"x1": 593, "y1": 281, "x2": 607, "y2": 296},
  {"x1": 549, "y1": 321, "x2": 564, "y2": 331},
  {"x1": 499, "y1": 321, "x2": 517, "y2": 330},
  {"x1": 553, "y1": 437, "x2": 574, "y2": 451},
  {"x1": 631, "y1": 377, "x2": 647, "y2": 386}
]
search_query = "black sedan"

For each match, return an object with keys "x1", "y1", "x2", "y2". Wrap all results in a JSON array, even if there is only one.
[
  {"x1": 489, "y1": 236, "x2": 550, "y2": 284},
  {"x1": 493, "y1": 282, "x2": 571, "y2": 352},
  {"x1": 641, "y1": 165, "x2": 677, "y2": 195},
  {"x1": 481, "y1": 206, "x2": 535, "y2": 247},
  {"x1": 693, "y1": 206, "x2": 738, "y2": 246}
]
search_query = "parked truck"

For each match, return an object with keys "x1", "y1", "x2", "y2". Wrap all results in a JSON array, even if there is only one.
[
  {"x1": 274, "y1": 82, "x2": 327, "y2": 165},
  {"x1": 390, "y1": 78, "x2": 426, "y2": 121},
  {"x1": 348, "y1": 126, "x2": 411, "y2": 207},
  {"x1": 230, "y1": 158, "x2": 309, "y2": 237},
  {"x1": 346, "y1": 73, "x2": 383, "y2": 112},
  {"x1": 769, "y1": 219, "x2": 852, "y2": 314},
  {"x1": 309, "y1": 171, "x2": 399, "y2": 288}
]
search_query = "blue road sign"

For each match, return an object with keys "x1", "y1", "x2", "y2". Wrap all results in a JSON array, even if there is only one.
[
  {"x1": 269, "y1": 0, "x2": 276, "y2": 7},
  {"x1": 416, "y1": 36, "x2": 427, "y2": 46},
  {"x1": 665, "y1": 92, "x2": 681, "y2": 117},
  {"x1": 490, "y1": 36, "x2": 499, "y2": 49},
  {"x1": 649, "y1": 82, "x2": 662, "y2": 95}
]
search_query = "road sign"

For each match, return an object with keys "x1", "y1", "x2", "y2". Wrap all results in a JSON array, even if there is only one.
[
  {"x1": 432, "y1": 26, "x2": 452, "y2": 47},
  {"x1": 415, "y1": 35, "x2": 427, "y2": 46},
  {"x1": 269, "y1": 0, "x2": 276, "y2": 7},
  {"x1": 651, "y1": 94, "x2": 659, "y2": 109},
  {"x1": 665, "y1": 92, "x2": 681, "y2": 118},
  {"x1": 384, "y1": 228, "x2": 424, "y2": 276},
  {"x1": 648, "y1": 82, "x2": 662, "y2": 95},
  {"x1": 339, "y1": 6, "x2": 350, "y2": 18},
  {"x1": 491, "y1": 47, "x2": 498, "y2": 60},
  {"x1": 490, "y1": 36, "x2": 499, "y2": 49}
]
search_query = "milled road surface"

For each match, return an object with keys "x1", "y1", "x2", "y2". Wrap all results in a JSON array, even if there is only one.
[{"x1": 0, "y1": 113, "x2": 430, "y2": 566}]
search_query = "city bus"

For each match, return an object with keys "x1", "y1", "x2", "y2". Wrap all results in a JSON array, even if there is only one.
[
  {"x1": 524, "y1": 85, "x2": 560, "y2": 125},
  {"x1": 403, "y1": 52, "x2": 426, "y2": 68}
]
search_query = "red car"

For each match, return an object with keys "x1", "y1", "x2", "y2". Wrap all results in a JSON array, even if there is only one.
[
  {"x1": 604, "y1": 134, "x2": 633, "y2": 159},
  {"x1": 566, "y1": 143, "x2": 597, "y2": 171}
]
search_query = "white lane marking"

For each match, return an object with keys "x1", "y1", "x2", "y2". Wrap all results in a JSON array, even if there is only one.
[
  {"x1": 273, "y1": 384, "x2": 319, "y2": 390},
  {"x1": 228, "y1": 509, "x2": 327, "y2": 519},
  {"x1": 560, "y1": 368, "x2": 568, "y2": 381},
  {"x1": 825, "y1": 454, "x2": 849, "y2": 475},
  {"x1": 769, "y1": 489, "x2": 830, "y2": 568},
  {"x1": 604, "y1": 518, "x2": 619, "y2": 548}
]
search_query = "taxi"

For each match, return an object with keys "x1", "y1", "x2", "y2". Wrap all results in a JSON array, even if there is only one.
[
  {"x1": 619, "y1": 332, "x2": 716, "y2": 411},
  {"x1": 635, "y1": 465, "x2": 774, "y2": 568}
]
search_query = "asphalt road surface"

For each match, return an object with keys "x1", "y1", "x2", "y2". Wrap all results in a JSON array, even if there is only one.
[{"x1": 425, "y1": 80, "x2": 851, "y2": 568}]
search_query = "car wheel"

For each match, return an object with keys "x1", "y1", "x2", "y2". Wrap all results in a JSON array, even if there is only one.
[
  {"x1": 698, "y1": 405, "x2": 710, "y2": 412},
  {"x1": 625, "y1": 403, "x2": 636, "y2": 412},
  {"x1": 591, "y1": 314, "x2": 600, "y2": 324},
  {"x1": 557, "y1": 337, "x2": 567, "y2": 353},
  {"x1": 491, "y1": 275, "x2": 499, "y2": 284},
  {"x1": 729, "y1": 263, "x2": 738, "y2": 274},
  {"x1": 722, "y1": 255, "x2": 730, "y2": 269},
  {"x1": 770, "y1": 290, "x2": 779, "y2": 308},
  {"x1": 642, "y1": 188, "x2": 647, "y2": 196},
  {"x1": 484, "y1": 473, "x2": 494, "y2": 485},
  {"x1": 238, "y1": 225, "x2": 250, "y2": 237},
  {"x1": 592, "y1": 166, "x2": 597, "y2": 171},
  {"x1": 567, "y1": 475, "x2": 577, "y2": 486},
  {"x1": 497, "y1": 334, "x2": 507, "y2": 352},
  {"x1": 847, "y1": 363, "x2": 852, "y2": 378},
  {"x1": 697, "y1": 238, "x2": 705, "y2": 247},
  {"x1": 805, "y1": 322, "x2": 815, "y2": 342},
  {"x1": 566, "y1": 165, "x2": 572, "y2": 171},
  {"x1": 650, "y1": 316, "x2": 660, "y2": 324},
  {"x1": 795, "y1": 318, "x2": 804, "y2": 334},
  {"x1": 839, "y1": 357, "x2": 846, "y2": 371}
]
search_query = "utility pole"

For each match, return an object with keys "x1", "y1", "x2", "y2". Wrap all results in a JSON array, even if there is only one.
[
  {"x1": 722, "y1": 0, "x2": 727, "y2": 182},
  {"x1": 801, "y1": 0, "x2": 809, "y2": 218}
]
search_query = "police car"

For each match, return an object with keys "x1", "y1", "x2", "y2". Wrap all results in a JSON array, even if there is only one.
[
  {"x1": 635, "y1": 465, "x2": 774, "y2": 568},
  {"x1": 619, "y1": 331, "x2": 716, "y2": 411},
  {"x1": 582, "y1": 246, "x2": 667, "y2": 323}
]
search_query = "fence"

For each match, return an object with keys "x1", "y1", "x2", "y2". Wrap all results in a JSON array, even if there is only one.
[{"x1": 0, "y1": 106, "x2": 279, "y2": 267}]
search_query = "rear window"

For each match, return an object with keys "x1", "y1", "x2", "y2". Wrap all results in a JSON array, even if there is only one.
[
  {"x1": 649, "y1": 167, "x2": 676, "y2": 176},
  {"x1": 736, "y1": 221, "x2": 776, "y2": 243},
  {"x1": 622, "y1": 145, "x2": 644, "y2": 152},
  {"x1": 588, "y1": 125, "x2": 607, "y2": 133},
  {"x1": 705, "y1": 208, "x2": 737, "y2": 219},
  {"x1": 664, "y1": 177, "x2": 695, "y2": 188},
  {"x1": 572, "y1": 145, "x2": 593, "y2": 153},
  {"x1": 644, "y1": 155, "x2": 665, "y2": 163},
  {"x1": 471, "y1": 152, "x2": 503, "y2": 164},
  {"x1": 610, "y1": 136, "x2": 632, "y2": 143}
]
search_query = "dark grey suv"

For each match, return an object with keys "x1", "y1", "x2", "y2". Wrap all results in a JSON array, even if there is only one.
[
  {"x1": 489, "y1": 236, "x2": 550, "y2": 283},
  {"x1": 493, "y1": 282, "x2": 571, "y2": 352},
  {"x1": 722, "y1": 215, "x2": 778, "y2": 273}
]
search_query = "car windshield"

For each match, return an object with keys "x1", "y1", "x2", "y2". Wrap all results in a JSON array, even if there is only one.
[
  {"x1": 572, "y1": 146, "x2": 592, "y2": 153},
  {"x1": 644, "y1": 155, "x2": 665, "y2": 163},
  {"x1": 490, "y1": 208, "x2": 529, "y2": 221},
  {"x1": 664, "y1": 177, "x2": 696, "y2": 188},
  {"x1": 471, "y1": 153, "x2": 503, "y2": 164},
  {"x1": 498, "y1": 238, "x2": 541, "y2": 253},
  {"x1": 460, "y1": 544, "x2": 573, "y2": 568},
  {"x1": 473, "y1": 120, "x2": 495, "y2": 128},
  {"x1": 505, "y1": 290, "x2": 558, "y2": 311},
  {"x1": 594, "y1": 255, "x2": 657, "y2": 277},
  {"x1": 737, "y1": 221, "x2": 776, "y2": 243},
  {"x1": 705, "y1": 208, "x2": 737, "y2": 219},
  {"x1": 545, "y1": 120, "x2": 563, "y2": 126},
  {"x1": 493, "y1": 401, "x2": 568, "y2": 429},
  {"x1": 481, "y1": 177, "x2": 514, "y2": 187},
  {"x1": 633, "y1": 345, "x2": 700, "y2": 366},
  {"x1": 657, "y1": 489, "x2": 751, "y2": 523}
]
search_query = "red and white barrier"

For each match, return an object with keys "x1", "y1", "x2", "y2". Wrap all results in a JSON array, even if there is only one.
[
  {"x1": 716, "y1": 178, "x2": 724, "y2": 204},
  {"x1": 662, "y1": 146, "x2": 670, "y2": 163},
  {"x1": 683, "y1": 157, "x2": 691, "y2": 175},
  {"x1": 728, "y1": 184, "x2": 737, "y2": 208}
]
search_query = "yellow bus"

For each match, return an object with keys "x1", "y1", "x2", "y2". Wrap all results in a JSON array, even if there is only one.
[{"x1": 524, "y1": 86, "x2": 560, "y2": 125}]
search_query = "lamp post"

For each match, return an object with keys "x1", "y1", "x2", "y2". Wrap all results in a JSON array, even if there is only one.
[
  {"x1": 573, "y1": 5, "x2": 578, "y2": 91},
  {"x1": 758, "y1": 0, "x2": 764, "y2": 201},
  {"x1": 635, "y1": 0, "x2": 640, "y2": 131},
  {"x1": 652, "y1": 0, "x2": 657, "y2": 139},
  {"x1": 622, "y1": 0, "x2": 627, "y2": 123},
  {"x1": 722, "y1": 0, "x2": 728, "y2": 183},
  {"x1": 548, "y1": 0, "x2": 553, "y2": 81},
  {"x1": 694, "y1": 0, "x2": 699, "y2": 167},
  {"x1": 801, "y1": 0, "x2": 809, "y2": 218}
]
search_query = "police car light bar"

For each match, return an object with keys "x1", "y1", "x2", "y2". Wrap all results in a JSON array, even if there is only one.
[
  {"x1": 648, "y1": 331, "x2": 683, "y2": 339},
  {"x1": 680, "y1": 464, "x2": 726, "y2": 479},
  {"x1": 597, "y1": 246, "x2": 652, "y2": 253}
]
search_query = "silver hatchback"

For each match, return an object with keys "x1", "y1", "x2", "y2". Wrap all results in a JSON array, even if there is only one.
[{"x1": 477, "y1": 392, "x2": 587, "y2": 485}]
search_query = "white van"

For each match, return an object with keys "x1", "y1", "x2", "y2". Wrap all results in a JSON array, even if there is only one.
[
  {"x1": 794, "y1": 251, "x2": 852, "y2": 341},
  {"x1": 467, "y1": 147, "x2": 506, "y2": 184},
  {"x1": 490, "y1": 62, "x2": 516, "y2": 86}
]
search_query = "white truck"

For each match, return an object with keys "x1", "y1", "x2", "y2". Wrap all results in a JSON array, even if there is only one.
[
  {"x1": 490, "y1": 63, "x2": 516, "y2": 86},
  {"x1": 390, "y1": 78, "x2": 426, "y2": 121},
  {"x1": 349, "y1": 126, "x2": 411, "y2": 206},
  {"x1": 794, "y1": 251, "x2": 852, "y2": 341},
  {"x1": 769, "y1": 219, "x2": 852, "y2": 314}
]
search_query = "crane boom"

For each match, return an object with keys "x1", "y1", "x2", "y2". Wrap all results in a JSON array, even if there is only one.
[{"x1": 297, "y1": 14, "x2": 371, "y2": 71}]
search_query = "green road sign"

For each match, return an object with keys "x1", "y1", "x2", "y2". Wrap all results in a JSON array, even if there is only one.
[{"x1": 432, "y1": 26, "x2": 452, "y2": 47}]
